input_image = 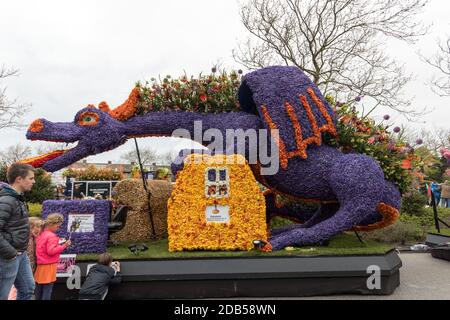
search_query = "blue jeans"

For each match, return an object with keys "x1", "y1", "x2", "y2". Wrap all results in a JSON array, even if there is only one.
[
  {"x1": 0, "y1": 254, "x2": 35, "y2": 300},
  {"x1": 35, "y1": 283, "x2": 54, "y2": 300},
  {"x1": 440, "y1": 198, "x2": 449, "y2": 208}
]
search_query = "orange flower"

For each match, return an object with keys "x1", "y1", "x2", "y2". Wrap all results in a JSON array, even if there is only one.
[
  {"x1": 107, "y1": 87, "x2": 141, "y2": 121},
  {"x1": 401, "y1": 159, "x2": 412, "y2": 170}
]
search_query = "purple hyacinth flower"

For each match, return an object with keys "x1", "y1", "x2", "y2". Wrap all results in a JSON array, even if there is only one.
[
  {"x1": 416, "y1": 139, "x2": 423, "y2": 145},
  {"x1": 393, "y1": 127, "x2": 401, "y2": 133},
  {"x1": 355, "y1": 96, "x2": 362, "y2": 102},
  {"x1": 383, "y1": 115, "x2": 390, "y2": 120}
]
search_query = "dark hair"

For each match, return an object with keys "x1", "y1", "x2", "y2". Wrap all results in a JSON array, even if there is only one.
[
  {"x1": 7, "y1": 163, "x2": 35, "y2": 184},
  {"x1": 97, "y1": 253, "x2": 113, "y2": 266}
]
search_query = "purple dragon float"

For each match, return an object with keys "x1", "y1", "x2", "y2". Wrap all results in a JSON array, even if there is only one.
[{"x1": 24, "y1": 66, "x2": 401, "y2": 250}]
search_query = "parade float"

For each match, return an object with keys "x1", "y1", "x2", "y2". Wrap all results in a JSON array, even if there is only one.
[{"x1": 20, "y1": 66, "x2": 407, "y2": 298}]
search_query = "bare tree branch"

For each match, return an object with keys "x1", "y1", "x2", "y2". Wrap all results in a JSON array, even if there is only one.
[
  {"x1": 35, "y1": 143, "x2": 68, "y2": 155},
  {"x1": 421, "y1": 36, "x2": 450, "y2": 96},
  {"x1": 403, "y1": 126, "x2": 450, "y2": 154},
  {"x1": 121, "y1": 148, "x2": 158, "y2": 166},
  {"x1": 233, "y1": 0, "x2": 429, "y2": 118},
  {"x1": 0, "y1": 143, "x2": 32, "y2": 165},
  {"x1": 0, "y1": 65, "x2": 31, "y2": 130}
]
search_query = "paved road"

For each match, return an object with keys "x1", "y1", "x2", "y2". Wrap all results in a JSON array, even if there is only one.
[
  {"x1": 232, "y1": 253, "x2": 450, "y2": 300},
  {"x1": 298, "y1": 253, "x2": 450, "y2": 300}
]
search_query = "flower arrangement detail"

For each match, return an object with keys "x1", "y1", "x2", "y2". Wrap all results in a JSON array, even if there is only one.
[
  {"x1": 135, "y1": 69, "x2": 243, "y2": 115},
  {"x1": 42, "y1": 200, "x2": 110, "y2": 254},
  {"x1": 323, "y1": 98, "x2": 423, "y2": 194},
  {"x1": 167, "y1": 154, "x2": 267, "y2": 252}
]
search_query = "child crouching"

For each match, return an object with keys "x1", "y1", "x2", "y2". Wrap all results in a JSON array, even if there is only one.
[{"x1": 79, "y1": 253, "x2": 122, "y2": 300}]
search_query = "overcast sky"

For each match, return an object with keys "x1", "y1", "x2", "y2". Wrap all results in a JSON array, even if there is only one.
[{"x1": 0, "y1": 0, "x2": 449, "y2": 165}]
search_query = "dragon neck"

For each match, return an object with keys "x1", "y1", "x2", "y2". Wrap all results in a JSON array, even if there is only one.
[{"x1": 122, "y1": 111, "x2": 262, "y2": 142}]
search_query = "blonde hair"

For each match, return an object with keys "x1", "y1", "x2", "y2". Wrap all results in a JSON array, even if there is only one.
[
  {"x1": 44, "y1": 213, "x2": 64, "y2": 228},
  {"x1": 29, "y1": 217, "x2": 43, "y2": 229}
]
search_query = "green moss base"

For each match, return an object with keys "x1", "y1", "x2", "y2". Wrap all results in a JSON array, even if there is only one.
[{"x1": 77, "y1": 233, "x2": 394, "y2": 262}]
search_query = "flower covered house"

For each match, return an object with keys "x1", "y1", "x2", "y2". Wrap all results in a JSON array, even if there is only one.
[{"x1": 167, "y1": 154, "x2": 267, "y2": 252}]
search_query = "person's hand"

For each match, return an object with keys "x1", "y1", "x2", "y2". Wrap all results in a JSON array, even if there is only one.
[
  {"x1": 65, "y1": 240, "x2": 72, "y2": 247},
  {"x1": 112, "y1": 261, "x2": 120, "y2": 272}
]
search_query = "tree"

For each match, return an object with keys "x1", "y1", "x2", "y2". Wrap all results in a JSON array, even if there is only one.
[
  {"x1": 0, "y1": 66, "x2": 31, "y2": 130},
  {"x1": 0, "y1": 143, "x2": 32, "y2": 165},
  {"x1": 422, "y1": 36, "x2": 450, "y2": 96},
  {"x1": 158, "y1": 151, "x2": 175, "y2": 165},
  {"x1": 403, "y1": 127, "x2": 450, "y2": 154},
  {"x1": 233, "y1": 0, "x2": 428, "y2": 119},
  {"x1": 0, "y1": 163, "x2": 54, "y2": 203},
  {"x1": 34, "y1": 143, "x2": 67, "y2": 156},
  {"x1": 25, "y1": 168, "x2": 54, "y2": 204},
  {"x1": 121, "y1": 148, "x2": 158, "y2": 165},
  {"x1": 0, "y1": 163, "x2": 7, "y2": 183}
]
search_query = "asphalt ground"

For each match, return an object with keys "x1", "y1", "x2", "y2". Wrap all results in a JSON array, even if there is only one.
[{"x1": 244, "y1": 252, "x2": 450, "y2": 300}]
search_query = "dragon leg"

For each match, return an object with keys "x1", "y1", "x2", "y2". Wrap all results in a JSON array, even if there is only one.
[
  {"x1": 269, "y1": 154, "x2": 389, "y2": 250},
  {"x1": 269, "y1": 202, "x2": 339, "y2": 236},
  {"x1": 264, "y1": 191, "x2": 318, "y2": 224}
]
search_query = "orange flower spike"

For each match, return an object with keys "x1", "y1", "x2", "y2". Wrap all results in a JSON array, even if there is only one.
[
  {"x1": 109, "y1": 87, "x2": 141, "y2": 121},
  {"x1": 261, "y1": 105, "x2": 288, "y2": 169},
  {"x1": 284, "y1": 102, "x2": 304, "y2": 153},
  {"x1": 98, "y1": 101, "x2": 110, "y2": 113},
  {"x1": 307, "y1": 87, "x2": 337, "y2": 136},
  {"x1": 299, "y1": 95, "x2": 321, "y2": 144}
]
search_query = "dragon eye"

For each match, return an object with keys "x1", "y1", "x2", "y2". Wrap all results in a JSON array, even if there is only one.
[{"x1": 78, "y1": 112, "x2": 100, "y2": 126}]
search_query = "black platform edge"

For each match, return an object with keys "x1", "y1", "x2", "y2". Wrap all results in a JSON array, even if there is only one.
[
  {"x1": 53, "y1": 250, "x2": 402, "y2": 299},
  {"x1": 426, "y1": 233, "x2": 450, "y2": 247},
  {"x1": 431, "y1": 247, "x2": 450, "y2": 261}
]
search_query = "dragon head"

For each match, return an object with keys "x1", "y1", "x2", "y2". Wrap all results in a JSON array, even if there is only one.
[{"x1": 24, "y1": 88, "x2": 140, "y2": 172}]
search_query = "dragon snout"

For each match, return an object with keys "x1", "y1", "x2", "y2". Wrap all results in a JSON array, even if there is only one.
[{"x1": 28, "y1": 119, "x2": 44, "y2": 133}]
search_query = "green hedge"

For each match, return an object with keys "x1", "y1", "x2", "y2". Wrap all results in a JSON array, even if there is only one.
[
  {"x1": 363, "y1": 207, "x2": 450, "y2": 244},
  {"x1": 28, "y1": 203, "x2": 42, "y2": 217}
]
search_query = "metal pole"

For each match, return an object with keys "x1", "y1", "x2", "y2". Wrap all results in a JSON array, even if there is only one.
[
  {"x1": 431, "y1": 192, "x2": 440, "y2": 233},
  {"x1": 352, "y1": 227, "x2": 364, "y2": 244},
  {"x1": 134, "y1": 138, "x2": 156, "y2": 238}
]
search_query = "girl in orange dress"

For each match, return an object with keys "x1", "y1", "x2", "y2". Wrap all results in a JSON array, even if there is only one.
[{"x1": 34, "y1": 213, "x2": 71, "y2": 300}]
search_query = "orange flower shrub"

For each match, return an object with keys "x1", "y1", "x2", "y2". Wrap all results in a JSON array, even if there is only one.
[{"x1": 167, "y1": 154, "x2": 267, "y2": 252}]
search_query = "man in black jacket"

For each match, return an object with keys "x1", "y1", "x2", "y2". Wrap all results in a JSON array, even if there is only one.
[
  {"x1": 0, "y1": 163, "x2": 36, "y2": 300},
  {"x1": 79, "y1": 253, "x2": 122, "y2": 300}
]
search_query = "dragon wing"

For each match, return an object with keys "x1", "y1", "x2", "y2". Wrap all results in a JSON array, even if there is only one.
[{"x1": 238, "y1": 66, "x2": 338, "y2": 169}]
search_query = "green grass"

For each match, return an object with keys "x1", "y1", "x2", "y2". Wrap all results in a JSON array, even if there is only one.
[
  {"x1": 429, "y1": 228, "x2": 450, "y2": 236},
  {"x1": 76, "y1": 233, "x2": 394, "y2": 262}
]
